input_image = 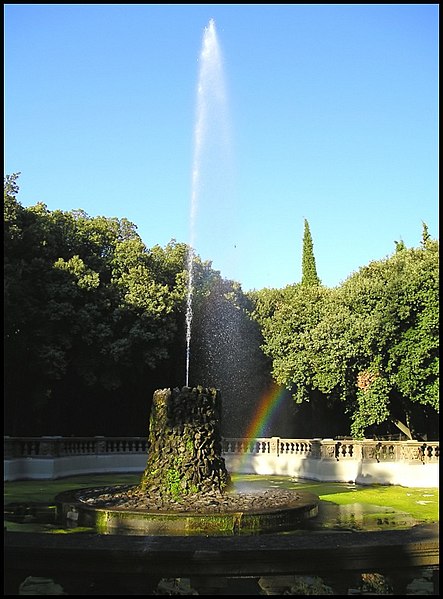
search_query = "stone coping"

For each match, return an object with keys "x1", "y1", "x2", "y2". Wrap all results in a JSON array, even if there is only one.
[{"x1": 4, "y1": 523, "x2": 439, "y2": 579}]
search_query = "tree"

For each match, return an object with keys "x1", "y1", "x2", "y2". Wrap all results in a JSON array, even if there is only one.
[
  {"x1": 5, "y1": 174, "x2": 261, "y2": 435},
  {"x1": 3, "y1": 176, "x2": 188, "y2": 434},
  {"x1": 301, "y1": 219, "x2": 321, "y2": 286},
  {"x1": 337, "y1": 234, "x2": 439, "y2": 438},
  {"x1": 250, "y1": 283, "x2": 351, "y2": 437},
  {"x1": 251, "y1": 230, "x2": 439, "y2": 439}
]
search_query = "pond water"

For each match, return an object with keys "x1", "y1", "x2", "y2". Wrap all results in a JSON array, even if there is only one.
[{"x1": 4, "y1": 473, "x2": 427, "y2": 535}]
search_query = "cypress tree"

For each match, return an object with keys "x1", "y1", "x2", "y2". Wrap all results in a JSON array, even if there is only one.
[
  {"x1": 421, "y1": 221, "x2": 431, "y2": 248},
  {"x1": 301, "y1": 218, "x2": 321, "y2": 286}
]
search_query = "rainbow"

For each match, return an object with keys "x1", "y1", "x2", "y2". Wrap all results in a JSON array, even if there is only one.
[
  {"x1": 229, "y1": 382, "x2": 288, "y2": 476},
  {"x1": 243, "y1": 381, "x2": 288, "y2": 440}
]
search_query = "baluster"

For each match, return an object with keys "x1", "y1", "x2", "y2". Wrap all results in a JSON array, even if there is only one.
[{"x1": 20, "y1": 441, "x2": 27, "y2": 457}]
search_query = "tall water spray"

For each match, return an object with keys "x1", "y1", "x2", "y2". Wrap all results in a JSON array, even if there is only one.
[{"x1": 185, "y1": 19, "x2": 230, "y2": 386}]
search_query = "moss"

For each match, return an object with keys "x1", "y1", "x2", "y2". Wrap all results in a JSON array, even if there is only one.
[
  {"x1": 93, "y1": 509, "x2": 110, "y2": 533},
  {"x1": 49, "y1": 527, "x2": 94, "y2": 534},
  {"x1": 3, "y1": 475, "x2": 138, "y2": 504},
  {"x1": 185, "y1": 438, "x2": 195, "y2": 453},
  {"x1": 319, "y1": 485, "x2": 439, "y2": 521},
  {"x1": 231, "y1": 475, "x2": 439, "y2": 523},
  {"x1": 166, "y1": 468, "x2": 183, "y2": 500}
]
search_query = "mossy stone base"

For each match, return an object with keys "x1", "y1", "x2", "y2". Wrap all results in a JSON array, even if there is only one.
[
  {"x1": 55, "y1": 489, "x2": 319, "y2": 535},
  {"x1": 139, "y1": 387, "x2": 230, "y2": 500}
]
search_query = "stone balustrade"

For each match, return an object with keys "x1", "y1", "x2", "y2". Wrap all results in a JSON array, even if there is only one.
[
  {"x1": 3, "y1": 435, "x2": 439, "y2": 486},
  {"x1": 3, "y1": 436, "x2": 149, "y2": 482},
  {"x1": 221, "y1": 436, "x2": 439, "y2": 487},
  {"x1": 4, "y1": 436, "x2": 148, "y2": 459},
  {"x1": 222, "y1": 436, "x2": 439, "y2": 464}
]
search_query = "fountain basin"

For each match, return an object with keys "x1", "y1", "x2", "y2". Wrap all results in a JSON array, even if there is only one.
[
  {"x1": 55, "y1": 387, "x2": 319, "y2": 535},
  {"x1": 55, "y1": 486, "x2": 319, "y2": 535}
]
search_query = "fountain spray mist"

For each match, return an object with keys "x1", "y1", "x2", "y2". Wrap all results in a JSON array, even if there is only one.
[{"x1": 186, "y1": 19, "x2": 230, "y2": 386}]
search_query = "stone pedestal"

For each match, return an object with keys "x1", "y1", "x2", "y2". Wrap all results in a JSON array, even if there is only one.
[{"x1": 139, "y1": 386, "x2": 230, "y2": 499}]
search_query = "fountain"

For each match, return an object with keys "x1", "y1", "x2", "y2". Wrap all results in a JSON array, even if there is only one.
[
  {"x1": 52, "y1": 17, "x2": 318, "y2": 538},
  {"x1": 55, "y1": 386, "x2": 318, "y2": 535}
]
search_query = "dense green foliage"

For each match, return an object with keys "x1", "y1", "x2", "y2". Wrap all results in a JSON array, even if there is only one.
[
  {"x1": 251, "y1": 224, "x2": 439, "y2": 439},
  {"x1": 5, "y1": 175, "x2": 191, "y2": 433},
  {"x1": 4, "y1": 174, "x2": 267, "y2": 436}
]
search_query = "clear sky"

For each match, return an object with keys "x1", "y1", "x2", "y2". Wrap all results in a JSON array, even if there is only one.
[{"x1": 4, "y1": 4, "x2": 439, "y2": 291}]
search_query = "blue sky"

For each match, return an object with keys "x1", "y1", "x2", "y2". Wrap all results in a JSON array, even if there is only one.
[{"x1": 4, "y1": 4, "x2": 438, "y2": 291}]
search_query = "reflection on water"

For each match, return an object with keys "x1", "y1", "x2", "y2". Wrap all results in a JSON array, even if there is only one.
[
  {"x1": 4, "y1": 474, "x2": 420, "y2": 535},
  {"x1": 231, "y1": 475, "x2": 418, "y2": 532},
  {"x1": 311, "y1": 500, "x2": 417, "y2": 532}
]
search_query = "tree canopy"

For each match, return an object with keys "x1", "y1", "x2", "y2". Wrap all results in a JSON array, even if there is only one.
[
  {"x1": 251, "y1": 225, "x2": 439, "y2": 439},
  {"x1": 4, "y1": 175, "x2": 188, "y2": 434}
]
